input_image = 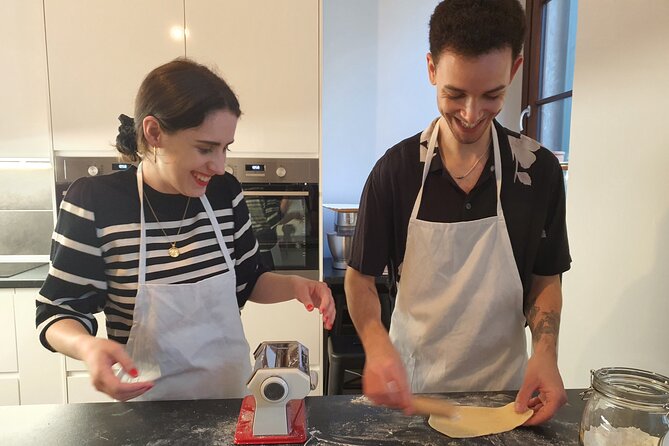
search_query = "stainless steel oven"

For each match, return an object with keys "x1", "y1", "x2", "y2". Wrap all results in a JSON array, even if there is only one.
[
  {"x1": 226, "y1": 158, "x2": 319, "y2": 280},
  {"x1": 54, "y1": 156, "x2": 319, "y2": 280},
  {"x1": 54, "y1": 156, "x2": 131, "y2": 212}
]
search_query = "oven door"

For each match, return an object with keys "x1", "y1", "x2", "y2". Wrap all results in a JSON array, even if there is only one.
[{"x1": 243, "y1": 184, "x2": 318, "y2": 280}]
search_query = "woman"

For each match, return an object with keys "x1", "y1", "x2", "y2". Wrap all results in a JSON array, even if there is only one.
[{"x1": 36, "y1": 58, "x2": 335, "y2": 402}]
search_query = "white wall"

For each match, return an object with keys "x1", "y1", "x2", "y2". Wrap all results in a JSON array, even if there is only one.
[
  {"x1": 373, "y1": 0, "x2": 440, "y2": 158},
  {"x1": 374, "y1": 0, "x2": 525, "y2": 159},
  {"x1": 322, "y1": 0, "x2": 524, "y2": 255},
  {"x1": 560, "y1": 1, "x2": 669, "y2": 387}
]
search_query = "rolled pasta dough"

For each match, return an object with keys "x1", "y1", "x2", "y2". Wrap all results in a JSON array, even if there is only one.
[{"x1": 428, "y1": 402, "x2": 533, "y2": 438}]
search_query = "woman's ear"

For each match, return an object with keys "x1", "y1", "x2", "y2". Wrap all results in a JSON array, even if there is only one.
[{"x1": 142, "y1": 116, "x2": 162, "y2": 148}]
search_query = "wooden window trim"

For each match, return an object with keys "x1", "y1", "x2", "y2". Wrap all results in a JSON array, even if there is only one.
[
  {"x1": 536, "y1": 90, "x2": 572, "y2": 106},
  {"x1": 521, "y1": 0, "x2": 544, "y2": 138}
]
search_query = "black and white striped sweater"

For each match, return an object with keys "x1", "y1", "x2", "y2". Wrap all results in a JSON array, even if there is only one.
[{"x1": 37, "y1": 166, "x2": 268, "y2": 350}]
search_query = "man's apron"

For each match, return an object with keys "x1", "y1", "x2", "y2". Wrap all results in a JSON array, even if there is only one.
[
  {"x1": 388, "y1": 118, "x2": 527, "y2": 393},
  {"x1": 118, "y1": 163, "x2": 251, "y2": 400}
]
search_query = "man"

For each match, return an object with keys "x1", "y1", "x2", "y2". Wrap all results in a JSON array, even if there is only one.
[{"x1": 344, "y1": 0, "x2": 570, "y2": 426}]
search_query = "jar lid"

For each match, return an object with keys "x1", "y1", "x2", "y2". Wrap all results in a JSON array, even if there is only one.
[{"x1": 591, "y1": 367, "x2": 669, "y2": 408}]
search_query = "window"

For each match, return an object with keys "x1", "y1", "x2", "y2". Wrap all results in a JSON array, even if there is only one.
[{"x1": 521, "y1": 0, "x2": 578, "y2": 167}]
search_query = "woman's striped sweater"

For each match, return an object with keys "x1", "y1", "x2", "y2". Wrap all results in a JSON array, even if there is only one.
[{"x1": 37, "y1": 166, "x2": 268, "y2": 350}]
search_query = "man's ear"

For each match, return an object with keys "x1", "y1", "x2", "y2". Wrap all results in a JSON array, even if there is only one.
[
  {"x1": 510, "y1": 56, "x2": 523, "y2": 82},
  {"x1": 142, "y1": 116, "x2": 162, "y2": 148},
  {"x1": 427, "y1": 52, "x2": 437, "y2": 86}
]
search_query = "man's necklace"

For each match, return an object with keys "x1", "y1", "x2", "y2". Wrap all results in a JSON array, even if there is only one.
[
  {"x1": 452, "y1": 148, "x2": 490, "y2": 180},
  {"x1": 143, "y1": 193, "x2": 191, "y2": 258}
]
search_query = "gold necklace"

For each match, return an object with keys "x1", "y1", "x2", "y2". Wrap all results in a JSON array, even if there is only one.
[
  {"x1": 452, "y1": 148, "x2": 490, "y2": 180},
  {"x1": 143, "y1": 193, "x2": 191, "y2": 258}
]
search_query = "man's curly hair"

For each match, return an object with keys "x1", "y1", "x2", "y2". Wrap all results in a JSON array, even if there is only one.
[{"x1": 429, "y1": 0, "x2": 526, "y2": 64}]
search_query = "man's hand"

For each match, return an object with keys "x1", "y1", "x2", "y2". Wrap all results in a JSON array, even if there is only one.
[
  {"x1": 517, "y1": 274, "x2": 566, "y2": 425},
  {"x1": 362, "y1": 336, "x2": 413, "y2": 412},
  {"x1": 514, "y1": 352, "x2": 567, "y2": 425}
]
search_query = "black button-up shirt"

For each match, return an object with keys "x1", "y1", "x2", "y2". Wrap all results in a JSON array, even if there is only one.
[{"x1": 348, "y1": 120, "x2": 571, "y2": 310}]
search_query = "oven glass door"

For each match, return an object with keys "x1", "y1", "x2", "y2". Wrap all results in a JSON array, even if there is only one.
[{"x1": 243, "y1": 184, "x2": 318, "y2": 275}]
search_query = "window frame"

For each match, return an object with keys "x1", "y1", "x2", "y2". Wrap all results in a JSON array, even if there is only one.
[{"x1": 521, "y1": 0, "x2": 574, "y2": 159}]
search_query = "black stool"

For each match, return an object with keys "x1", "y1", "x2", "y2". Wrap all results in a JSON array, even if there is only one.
[
  {"x1": 326, "y1": 285, "x2": 393, "y2": 395},
  {"x1": 326, "y1": 335, "x2": 365, "y2": 395}
]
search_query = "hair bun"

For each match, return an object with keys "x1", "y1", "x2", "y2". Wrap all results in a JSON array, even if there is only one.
[{"x1": 115, "y1": 114, "x2": 139, "y2": 160}]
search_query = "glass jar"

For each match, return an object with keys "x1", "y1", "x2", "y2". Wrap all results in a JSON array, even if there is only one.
[{"x1": 580, "y1": 367, "x2": 669, "y2": 446}]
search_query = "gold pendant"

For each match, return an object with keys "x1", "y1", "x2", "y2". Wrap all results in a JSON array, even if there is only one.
[{"x1": 168, "y1": 245, "x2": 180, "y2": 258}]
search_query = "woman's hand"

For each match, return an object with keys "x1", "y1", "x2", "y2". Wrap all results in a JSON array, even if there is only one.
[
  {"x1": 291, "y1": 276, "x2": 336, "y2": 330},
  {"x1": 78, "y1": 336, "x2": 154, "y2": 401}
]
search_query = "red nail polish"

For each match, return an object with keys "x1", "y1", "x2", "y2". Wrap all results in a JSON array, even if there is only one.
[
  {"x1": 129, "y1": 368, "x2": 139, "y2": 378},
  {"x1": 307, "y1": 304, "x2": 314, "y2": 311}
]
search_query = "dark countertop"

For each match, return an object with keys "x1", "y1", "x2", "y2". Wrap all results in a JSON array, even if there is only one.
[
  {"x1": 0, "y1": 263, "x2": 48, "y2": 288},
  {"x1": 323, "y1": 257, "x2": 388, "y2": 286},
  {"x1": 0, "y1": 390, "x2": 585, "y2": 445},
  {"x1": 2, "y1": 258, "x2": 371, "y2": 289}
]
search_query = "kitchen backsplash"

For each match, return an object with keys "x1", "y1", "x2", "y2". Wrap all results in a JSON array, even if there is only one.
[{"x1": 0, "y1": 166, "x2": 54, "y2": 256}]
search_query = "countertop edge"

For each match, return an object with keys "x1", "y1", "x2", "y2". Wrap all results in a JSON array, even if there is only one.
[{"x1": 0, "y1": 264, "x2": 48, "y2": 289}]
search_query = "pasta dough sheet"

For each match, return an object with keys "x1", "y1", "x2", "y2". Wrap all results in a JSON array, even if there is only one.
[{"x1": 428, "y1": 402, "x2": 533, "y2": 438}]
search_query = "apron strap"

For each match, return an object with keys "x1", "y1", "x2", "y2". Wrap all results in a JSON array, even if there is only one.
[
  {"x1": 411, "y1": 118, "x2": 504, "y2": 220},
  {"x1": 136, "y1": 162, "x2": 148, "y2": 285},
  {"x1": 199, "y1": 194, "x2": 235, "y2": 271},
  {"x1": 135, "y1": 163, "x2": 235, "y2": 284}
]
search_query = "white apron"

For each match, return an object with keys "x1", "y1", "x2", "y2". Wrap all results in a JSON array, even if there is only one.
[
  {"x1": 388, "y1": 118, "x2": 527, "y2": 393},
  {"x1": 118, "y1": 163, "x2": 251, "y2": 400}
]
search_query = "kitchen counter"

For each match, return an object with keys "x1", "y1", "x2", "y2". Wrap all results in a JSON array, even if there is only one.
[
  {"x1": 0, "y1": 263, "x2": 48, "y2": 288},
  {"x1": 0, "y1": 389, "x2": 585, "y2": 445},
  {"x1": 322, "y1": 257, "x2": 389, "y2": 286}
]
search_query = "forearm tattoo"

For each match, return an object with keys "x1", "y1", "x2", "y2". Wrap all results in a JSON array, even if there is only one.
[{"x1": 527, "y1": 305, "x2": 561, "y2": 345}]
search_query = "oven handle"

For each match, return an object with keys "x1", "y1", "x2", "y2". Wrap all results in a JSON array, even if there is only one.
[{"x1": 242, "y1": 191, "x2": 310, "y2": 197}]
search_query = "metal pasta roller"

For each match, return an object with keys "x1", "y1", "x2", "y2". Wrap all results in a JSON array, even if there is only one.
[{"x1": 234, "y1": 341, "x2": 317, "y2": 445}]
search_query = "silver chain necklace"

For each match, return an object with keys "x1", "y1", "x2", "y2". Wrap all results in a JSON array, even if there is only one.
[
  {"x1": 452, "y1": 148, "x2": 490, "y2": 180},
  {"x1": 143, "y1": 193, "x2": 191, "y2": 258}
]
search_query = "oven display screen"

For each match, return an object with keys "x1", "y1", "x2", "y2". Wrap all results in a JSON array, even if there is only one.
[
  {"x1": 112, "y1": 163, "x2": 131, "y2": 171},
  {"x1": 245, "y1": 164, "x2": 265, "y2": 173}
]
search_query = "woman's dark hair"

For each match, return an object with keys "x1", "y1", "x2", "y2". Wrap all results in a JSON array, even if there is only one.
[
  {"x1": 115, "y1": 58, "x2": 241, "y2": 162},
  {"x1": 429, "y1": 0, "x2": 526, "y2": 65}
]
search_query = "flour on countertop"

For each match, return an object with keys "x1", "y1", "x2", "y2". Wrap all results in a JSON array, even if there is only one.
[
  {"x1": 582, "y1": 426, "x2": 660, "y2": 446},
  {"x1": 349, "y1": 395, "x2": 371, "y2": 405},
  {"x1": 305, "y1": 393, "x2": 581, "y2": 446}
]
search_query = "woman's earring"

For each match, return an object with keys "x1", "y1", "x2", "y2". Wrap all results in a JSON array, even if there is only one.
[{"x1": 153, "y1": 146, "x2": 157, "y2": 163}]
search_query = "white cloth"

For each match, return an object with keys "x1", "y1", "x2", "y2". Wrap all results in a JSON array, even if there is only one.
[
  {"x1": 389, "y1": 118, "x2": 527, "y2": 393},
  {"x1": 118, "y1": 163, "x2": 251, "y2": 400}
]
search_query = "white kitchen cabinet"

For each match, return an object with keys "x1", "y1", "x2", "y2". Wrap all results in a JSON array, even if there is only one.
[
  {"x1": 0, "y1": 290, "x2": 18, "y2": 374},
  {"x1": 0, "y1": 379, "x2": 20, "y2": 406},
  {"x1": 5, "y1": 288, "x2": 111, "y2": 405},
  {"x1": 66, "y1": 374, "x2": 114, "y2": 404},
  {"x1": 0, "y1": 1, "x2": 51, "y2": 158},
  {"x1": 44, "y1": 0, "x2": 185, "y2": 153},
  {"x1": 241, "y1": 300, "x2": 323, "y2": 395},
  {"x1": 14, "y1": 288, "x2": 66, "y2": 405},
  {"x1": 0, "y1": 289, "x2": 20, "y2": 406},
  {"x1": 186, "y1": 0, "x2": 320, "y2": 158}
]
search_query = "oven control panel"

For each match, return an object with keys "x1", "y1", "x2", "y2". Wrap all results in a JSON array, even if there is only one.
[
  {"x1": 54, "y1": 156, "x2": 132, "y2": 182},
  {"x1": 224, "y1": 158, "x2": 317, "y2": 184}
]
